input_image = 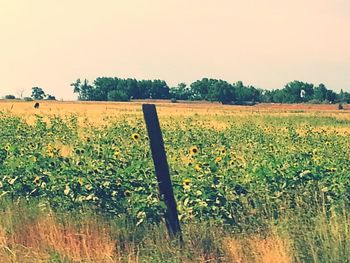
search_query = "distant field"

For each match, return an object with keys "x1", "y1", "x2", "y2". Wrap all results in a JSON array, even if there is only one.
[
  {"x1": 1, "y1": 100, "x2": 350, "y2": 262},
  {"x1": 0, "y1": 99, "x2": 349, "y2": 119}
]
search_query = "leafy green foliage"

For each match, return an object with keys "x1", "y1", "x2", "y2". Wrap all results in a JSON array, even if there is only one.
[
  {"x1": 72, "y1": 77, "x2": 350, "y2": 104},
  {"x1": 0, "y1": 113, "x2": 350, "y2": 228},
  {"x1": 31, "y1": 87, "x2": 46, "y2": 100},
  {"x1": 4, "y1": 95, "x2": 16, "y2": 99},
  {"x1": 72, "y1": 77, "x2": 170, "y2": 101}
]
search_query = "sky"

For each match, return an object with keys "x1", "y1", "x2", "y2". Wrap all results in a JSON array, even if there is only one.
[{"x1": 0, "y1": 0, "x2": 349, "y2": 100}]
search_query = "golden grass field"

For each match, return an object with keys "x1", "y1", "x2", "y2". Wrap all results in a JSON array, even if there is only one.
[
  {"x1": 1, "y1": 100, "x2": 350, "y2": 136},
  {"x1": 1, "y1": 99, "x2": 349, "y2": 121}
]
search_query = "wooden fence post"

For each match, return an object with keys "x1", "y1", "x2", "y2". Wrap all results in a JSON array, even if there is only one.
[{"x1": 142, "y1": 104, "x2": 183, "y2": 241}]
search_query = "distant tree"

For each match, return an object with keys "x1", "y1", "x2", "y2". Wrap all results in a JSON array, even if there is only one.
[
  {"x1": 4, "y1": 95, "x2": 16, "y2": 99},
  {"x1": 71, "y1": 79, "x2": 81, "y2": 97},
  {"x1": 325, "y1": 89, "x2": 337, "y2": 103},
  {"x1": 70, "y1": 76, "x2": 347, "y2": 104},
  {"x1": 313, "y1": 83, "x2": 328, "y2": 102},
  {"x1": 208, "y1": 80, "x2": 235, "y2": 103},
  {"x1": 71, "y1": 79, "x2": 93, "y2": 101},
  {"x1": 125, "y1": 78, "x2": 140, "y2": 99},
  {"x1": 190, "y1": 78, "x2": 210, "y2": 100},
  {"x1": 170, "y1": 83, "x2": 193, "y2": 100},
  {"x1": 45, "y1": 94, "x2": 56, "y2": 100},
  {"x1": 260, "y1": 90, "x2": 273, "y2": 103},
  {"x1": 149, "y1": 80, "x2": 170, "y2": 99},
  {"x1": 31, "y1": 87, "x2": 45, "y2": 100},
  {"x1": 93, "y1": 77, "x2": 119, "y2": 101},
  {"x1": 234, "y1": 81, "x2": 260, "y2": 102},
  {"x1": 282, "y1": 81, "x2": 314, "y2": 103},
  {"x1": 271, "y1": 89, "x2": 286, "y2": 103},
  {"x1": 337, "y1": 89, "x2": 350, "y2": 103},
  {"x1": 190, "y1": 78, "x2": 234, "y2": 102}
]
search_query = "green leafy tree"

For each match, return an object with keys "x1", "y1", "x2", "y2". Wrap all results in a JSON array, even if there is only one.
[
  {"x1": 170, "y1": 83, "x2": 194, "y2": 100},
  {"x1": 45, "y1": 95, "x2": 56, "y2": 100},
  {"x1": 313, "y1": 83, "x2": 328, "y2": 102},
  {"x1": 70, "y1": 76, "x2": 346, "y2": 104},
  {"x1": 149, "y1": 80, "x2": 170, "y2": 99},
  {"x1": 208, "y1": 80, "x2": 235, "y2": 103},
  {"x1": 282, "y1": 81, "x2": 314, "y2": 103},
  {"x1": 337, "y1": 89, "x2": 350, "y2": 103},
  {"x1": 271, "y1": 89, "x2": 287, "y2": 103},
  {"x1": 325, "y1": 90, "x2": 337, "y2": 103},
  {"x1": 31, "y1": 87, "x2": 45, "y2": 100},
  {"x1": 234, "y1": 81, "x2": 261, "y2": 102},
  {"x1": 190, "y1": 78, "x2": 211, "y2": 100},
  {"x1": 4, "y1": 95, "x2": 16, "y2": 99},
  {"x1": 71, "y1": 79, "x2": 93, "y2": 101}
]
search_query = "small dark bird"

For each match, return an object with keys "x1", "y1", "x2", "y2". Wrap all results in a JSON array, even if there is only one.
[{"x1": 34, "y1": 102, "x2": 40, "y2": 109}]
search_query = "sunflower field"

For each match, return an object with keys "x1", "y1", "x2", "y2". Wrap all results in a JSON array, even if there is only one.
[{"x1": 0, "y1": 110, "x2": 350, "y2": 229}]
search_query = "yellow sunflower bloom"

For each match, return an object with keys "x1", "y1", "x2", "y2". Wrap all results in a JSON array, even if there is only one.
[
  {"x1": 132, "y1": 133, "x2": 140, "y2": 141},
  {"x1": 183, "y1": 179, "x2": 191, "y2": 188},
  {"x1": 194, "y1": 164, "x2": 201, "y2": 172},
  {"x1": 4, "y1": 144, "x2": 10, "y2": 151},
  {"x1": 219, "y1": 148, "x2": 226, "y2": 155},
  {"x1": 189, "y1": 146, "x2": 199, "y2": 155}
]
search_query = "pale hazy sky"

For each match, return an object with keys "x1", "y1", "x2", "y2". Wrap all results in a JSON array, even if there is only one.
[{"x1": 1, "y1": 0, "x2": 349, "y2": 100}]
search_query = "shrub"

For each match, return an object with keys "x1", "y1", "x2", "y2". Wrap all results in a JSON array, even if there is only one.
[
  {"x1": 45, "y1": 95, "x2": 56, "y2": 100},
  {"x1": 24, "y1": 97, "x2": 34, "y2": 101},
  {"x1": 4, "y1": 95, "x2": 16, "y2": 100}
]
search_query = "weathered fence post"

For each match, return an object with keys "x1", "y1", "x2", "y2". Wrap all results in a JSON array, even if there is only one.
[{"x1": 142, "y1": 104, "x2": 183, "y2": 241}]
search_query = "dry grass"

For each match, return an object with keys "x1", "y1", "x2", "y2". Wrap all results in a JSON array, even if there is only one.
[
  {"x1": 15, "y1": 215, "x2": 118, "y2": 262},
  {"x1": 1, "y1": 100, "x2": 350, "y2": 135},
  {"x1": 0, "y1": 207, "x2": 297, "y2": 263},
  {"x1": 225, "y1": 235, "x2": 292, "y2": 263},
  {"x1": 1, "y1": 100, "x2": 349, "y2": 122},
  {"x1": 0, "y1": 212, "x2": 121, "y2": 262}
]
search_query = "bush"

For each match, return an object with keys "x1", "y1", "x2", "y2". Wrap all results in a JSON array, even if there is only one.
[
  {"x1": 338, "y1": 103, "x2": 344, "y2": 110},
  {"x1": 45, "y1": 95, "x2": 56, "y2": 100},
  {"x1": 4, "y1": 95, "x2": 16, "y2": 100},
  {"x1": 171, "y1": 98, "x2": 177, "y2": 103},
  {"x1": 23, "y1": 97, "x2": 33, "y2": 101}
]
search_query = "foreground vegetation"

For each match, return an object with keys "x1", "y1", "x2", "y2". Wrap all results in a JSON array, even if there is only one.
[
  {"x1": 1, "y1": 200, "x2": 350, "y2": 262},
  {"x1": 0, "y1": 104, "x2": 350, "y2": 262}
]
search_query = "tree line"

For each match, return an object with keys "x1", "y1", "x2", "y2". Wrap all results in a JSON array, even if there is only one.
[
  {"x1": 3, "y1": 87, "x2": 56, "y2": 101},
  {"x1": 71, "y1": 77, "x2": 350, "y2": 104}
]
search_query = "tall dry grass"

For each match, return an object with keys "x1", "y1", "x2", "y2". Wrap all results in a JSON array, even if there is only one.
[
  {"x1": 0, "y1": 201, "x2": 295, "y2": 263},
  {"x1": 225, "y1": 235, "x2": 292, "y2": 263},
  {"x1": 1, "y1": 201, "x2": 350, "y2": 262}
]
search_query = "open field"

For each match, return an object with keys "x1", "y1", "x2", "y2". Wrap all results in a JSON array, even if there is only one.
[
  {"x1": 1, "y1": 101, "x2": 350, "y2": 262},
  {"x1": 1, "y1": 100, "x2": 350, "y2": 116},
  {"x1": 1, "y1": 100, "x2": 350, "y2": 128}
]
